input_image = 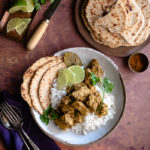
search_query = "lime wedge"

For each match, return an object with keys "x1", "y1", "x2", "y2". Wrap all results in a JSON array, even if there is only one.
[
  {"x1": 16, "y1": 18, "x2": 31, "y2": 35},
  {"x1": 9, "y1": 0, "x2": 27, "y2": 13},
  {"x1": 68, "y1": 65, "x2": 85, "y2": 84},
  {"x1": 7, "y1": 18, "x2": 24, "y2": 33},
  {"x1": 25, "y1": 0, "x2": 34, "y2": 12},
  {"x1": 57, "y1": 69, "x2": 68, "y2": 90},
  {"x1": 9, "y1": 0, "x2": 34, "y2": 13},
  {"x1": 63, "y1": 69, "x2": 75, "y2": 87}
]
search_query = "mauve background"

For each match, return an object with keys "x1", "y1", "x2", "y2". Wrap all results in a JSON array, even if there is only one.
[{"x1": 0, "y1": 0, "x2": 150, "y2": 150}]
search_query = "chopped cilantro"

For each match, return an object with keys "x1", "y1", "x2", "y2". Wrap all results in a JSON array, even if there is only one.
[
  {"x1": 90, "y1": 72, "x2": 100, "y2": 85},
  {"x1": 34, "y1": 0, "x2": 55, "y2": 11},
  {"x1": 102, "y1": 77, "x2": 114, "y2": 93},
  {"x1": 40, "y1": 105, "x2": 59, "y2": 125},
  {"x1": 96, "y1": 77, "x2": 114, "y2": 112},
  {"x1": 97, "y1": 87, "x2": 105, "y2": 112}
]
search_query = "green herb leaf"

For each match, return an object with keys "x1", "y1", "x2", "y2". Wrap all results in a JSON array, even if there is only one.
[
  {"x1": 102, "y1": 77, "x2": 114, "y2": 93},
  {"x1": 40, "y1": 114, "x2": 49, "y2": 125},
  {"x1": 97, "y1": 87, "x2": 105, "y2": 112},
  {"x1": 44, "y1": 105, "x2": 53, "y2": 116},
  {"x1": 50, "y1": 111, "x2": 59, "y2": 120},
  {"x1": 40, "y1": 0, "x2": 46, "y2": 4},
  {"x1": 40, "y1": 105, "x2": 59, "y2": 125},
  {"x1": 50, "y1": 0, "x2": 55, "y2": 3},
  {"x1": 34, "y1": 2, "x2": 41, "y2": 10},
  {"x1": 90, "y1": 72, "x2": 100, "y2": 85}
]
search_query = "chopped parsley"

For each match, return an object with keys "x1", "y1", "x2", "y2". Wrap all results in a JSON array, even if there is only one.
[{"x1": 40, "y1": 105, "x2": 59, "y2": 125}]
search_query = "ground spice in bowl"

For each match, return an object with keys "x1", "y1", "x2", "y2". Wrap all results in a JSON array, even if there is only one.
[{"x1": 128, "y1": 53, "x2": 149, "y2": 73}]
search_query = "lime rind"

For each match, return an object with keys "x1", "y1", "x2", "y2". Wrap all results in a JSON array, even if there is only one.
[
  {"x1": 63, "y1": 69, "x2": 75, "y2": 87},
  {"x1": 57, "y1": 69, "x2": 68, "y2": 90},
  {"x1": 16, "y1": 18, "x2": 31, "y2": 35},
  {"x1": 9, "y1": 0, "x2": 34, "y2": 13},
  {"x1": 7, "y1": 18, "x2": 24, "y2": 33},
  {"x1": 68, "y1": 65, "x2": 85, "y2": 84},
  {"x1": 57, "y1": 65, "x2": 85, "y2": 89}
]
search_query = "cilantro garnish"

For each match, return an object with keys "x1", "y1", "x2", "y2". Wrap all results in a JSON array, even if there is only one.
[
  {"x1": 90, "y1": 72, "x2": 100, "y2": 85},
  {"x1": 102, "y1": 77, "x2": 114, "y2": 93},
  {"x1": 40, "y1": 105, "x2": 59, "y2": 125},
  {"x1": 34, "y1": 0, "x2": 55, "y2": 11},
  {"x1": 89, "y1": 73, "x2": 114, "y2": 112}
]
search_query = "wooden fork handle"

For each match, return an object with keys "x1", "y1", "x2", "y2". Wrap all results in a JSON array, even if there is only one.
[{"x1": 26, "y1": 19, "x2": 49, "y2": 51}]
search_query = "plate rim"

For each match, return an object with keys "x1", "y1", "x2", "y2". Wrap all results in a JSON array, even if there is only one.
[{"x1": 30, "y1": 47, "x2": 126, "y2": 146}]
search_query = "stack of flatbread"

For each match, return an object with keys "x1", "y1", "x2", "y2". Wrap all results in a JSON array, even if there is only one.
[
  {"x1": 82, "y1": 0, "x2": 150, "y2": 48},
  {"x1": 21, "y1": 56, "x2": 66, "y2": 114}
]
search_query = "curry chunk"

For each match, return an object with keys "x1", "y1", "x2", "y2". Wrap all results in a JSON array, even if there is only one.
[
  {"x1": 61, "y1": 96, "x2": 71, "y2": 105},
  {"x1": 54, "y1": 119, "x2": 69, "y2": 130},
  {"x1": 86, "y1": 94, "x2": 102, "y2": 112},
  {"x1": 88, "y1": 59, "x2": 103, "y2": 78},
  {"x1": 72, "y1": 101, "x2": 89, "y2": 116},
  {"x1": 74, "y1": 112, "x2": 83, "y2": 123},
  {"x1": 71, "y1": 85, "x2": 90, "y2": 101},
  {"x1": 61, "y1": 105, "x2": 74, "y2": 113},
  {"x1": 73, "y1": 82, "x2": 86, "y2": 90},
  {"x1": 96, "y1": 103, "x2": 108, "y2": 117},
  {"x1": 61, "y1": 112, "x2": 74, "y2": 126},
  {"x1": 85, "y1": 68, "x2": 92, "y2": 87}
]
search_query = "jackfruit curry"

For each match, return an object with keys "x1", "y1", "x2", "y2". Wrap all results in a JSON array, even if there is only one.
[{"x1": 54, "y1": 59, "x2": 108, "y2": 130}]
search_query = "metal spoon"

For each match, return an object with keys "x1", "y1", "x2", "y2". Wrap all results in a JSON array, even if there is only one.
[{"x1": 0, "y1": 105, "x2": 39, "y2": 150}]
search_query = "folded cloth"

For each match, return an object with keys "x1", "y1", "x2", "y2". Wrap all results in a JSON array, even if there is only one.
[{"x1": 0, "y1": 91, "x2": 61, "y2": 150}]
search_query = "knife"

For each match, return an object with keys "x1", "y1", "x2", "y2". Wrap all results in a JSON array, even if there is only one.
[{"x1": 27, "y1": 0, "x2": 61, "y2": 51}]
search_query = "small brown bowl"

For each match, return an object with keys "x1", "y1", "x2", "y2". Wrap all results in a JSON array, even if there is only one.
[{"x1": 128, "y1": 52, "x2": 149, "y2": 73}]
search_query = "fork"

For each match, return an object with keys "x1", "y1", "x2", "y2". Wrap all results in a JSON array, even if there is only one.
[{"x1": 0, "y1": 102, "x2": 40, "y2": 150}]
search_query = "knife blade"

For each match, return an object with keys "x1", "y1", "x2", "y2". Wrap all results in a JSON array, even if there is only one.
[
  {"x1": 27, "y1": 0, "x2": 61, "y2": 51},
  {"x1": 43, "y1": 0, "x2": 61, "y2": 20}
]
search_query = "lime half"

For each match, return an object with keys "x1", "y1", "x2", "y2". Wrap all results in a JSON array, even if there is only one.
[
  {"x1": 68, "y1": 65, "x2": 85, "y2": 84},
  {"x1": 16, "y1": 18, "x2": 31, "y2": 35},
  {"x1": 9, "y1": 0, "x2": 34, "y2": 13},
  {"x1": 63, "y1": 69, "x2": 75, "y2": 87},
  {"x1": 7, "y1": 18, "x2": 24, "y2": 33},
  {"x1": 57, "y1": 69, "x2": 68, "y2": 90}
]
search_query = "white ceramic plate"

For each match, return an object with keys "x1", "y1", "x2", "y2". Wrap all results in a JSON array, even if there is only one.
[{"x1": 30, "y1": 47, "x2": 126, "y2": 146}]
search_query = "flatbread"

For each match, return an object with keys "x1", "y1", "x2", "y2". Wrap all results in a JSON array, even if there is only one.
[
  {"x1": 133, "y1": 0, "x2": 150, "y2": 45},
  {"x1": 21, "y1": 57, "x2": 57, "y2": 107},
  {"x1": 39, "y1": 62, "x2": 66, "y2": 110},
  {"x1": 93, "y1": 0, "x2": 145, "y2": 45},
  {"x1": 82, "y1": 0, "x2": 129, "y2": 48},
  {"x1": 93, "y1": 1, "x2": 127, "y2": 34},
  {"x1": 82, "y1": 0, "x2": 150, "y2": 48},
  {"x1": 85, "y1": 0, "x2": 117, "y2": 25},
  {"x1": 30, "y1": 58, "x2": 63, "y2": 114}
]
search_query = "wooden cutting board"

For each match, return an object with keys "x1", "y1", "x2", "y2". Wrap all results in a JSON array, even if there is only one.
[
  {"x1": 0, "y1": 1, "x2": 34, "y2": 42},
  {"x1": 75, "y1": 0, "x2": 150, "y2": 57}
]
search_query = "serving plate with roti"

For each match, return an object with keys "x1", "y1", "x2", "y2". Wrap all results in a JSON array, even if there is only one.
[
  {"x1": 75, "y1": 0, "x2": 150, "y2": 57},
  {"x1": 21, "y1": 47, "x2": 126, "y2": 146}
]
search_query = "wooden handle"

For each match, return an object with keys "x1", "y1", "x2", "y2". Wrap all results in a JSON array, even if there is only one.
[{"x1": 26, "y1": 20, "x2": 49, "y2": 51}]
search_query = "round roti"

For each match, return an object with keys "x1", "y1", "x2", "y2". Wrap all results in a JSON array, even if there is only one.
[
  {"x1": 82, "y1": 0, "x2": 129, "y2": 48},
  {"x1": 21, "y1": 57, "x2": 57, "y2": 107},
  {"x1": 134, "y1": 0, "x2": 150, "y2": 45},
  {"x1": 39, "y1": 62, "x2": 66, "y2": 110},
  {"x1": 93, "y1": 0, "x2": 145, "y2": 45},
  {"x1": 30, "y1": 58, "x2": 63, "y2": 114}
]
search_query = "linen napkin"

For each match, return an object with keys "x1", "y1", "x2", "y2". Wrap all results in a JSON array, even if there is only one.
[{"x1": 0, "y1": 91, "x2": 61, "y2": 150}]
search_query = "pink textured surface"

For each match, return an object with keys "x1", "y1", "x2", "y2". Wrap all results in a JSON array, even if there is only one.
[{"x1": 0, "y1": 0, "x2": 150, "y2": 150}]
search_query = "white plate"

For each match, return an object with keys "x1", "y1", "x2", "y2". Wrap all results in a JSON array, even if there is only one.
[{"x1": 30, "y1": 47, "x2": 126, "y2": 146}]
